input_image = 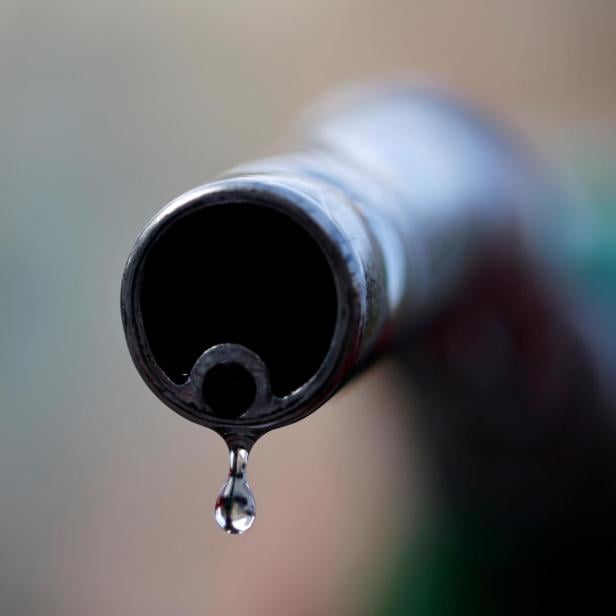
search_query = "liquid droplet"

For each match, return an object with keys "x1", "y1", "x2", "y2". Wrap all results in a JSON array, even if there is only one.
[{"x1": 214, "y1": 447, "x2": 256, "y2": 534}]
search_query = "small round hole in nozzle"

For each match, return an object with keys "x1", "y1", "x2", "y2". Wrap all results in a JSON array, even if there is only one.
[{"x1": 202, "y1": 363, "x2": 257, "y2": 418}]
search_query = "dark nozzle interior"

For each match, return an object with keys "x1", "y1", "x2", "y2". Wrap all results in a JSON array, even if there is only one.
[
  {"x1": 201, "y1": 362, "x2": 256, "y2": 418},
  {"x1": 139, "y1": 202, "x2": 338, "y2": 398}
]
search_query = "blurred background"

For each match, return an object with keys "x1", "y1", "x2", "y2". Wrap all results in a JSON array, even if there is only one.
[{"x1": 1, "y1": 1, "x2": 615, "y2": 614}]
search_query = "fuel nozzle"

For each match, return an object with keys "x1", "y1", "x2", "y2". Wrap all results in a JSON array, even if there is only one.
[{"x1": 121, "y1": 81, "x2": 551, "y2": 532}]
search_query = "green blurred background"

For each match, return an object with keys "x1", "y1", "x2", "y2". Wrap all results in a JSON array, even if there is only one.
[{"x1": 1, "y1": 1, "x2": 615, "y2": 614}]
